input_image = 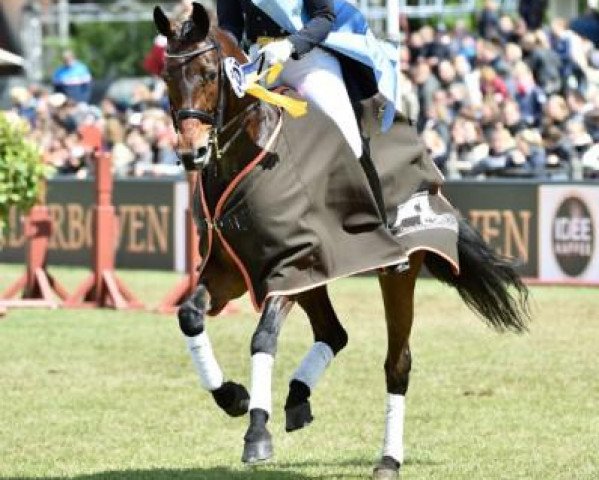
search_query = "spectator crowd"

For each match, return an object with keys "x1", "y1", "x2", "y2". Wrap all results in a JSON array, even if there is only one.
[
  {"x1": 4, "y1": 0, "x2": 599, "y2": 180},
  {"x1": 6, "y1": 63, "x2": 177, "y2": 179},
  {"x1": 400, "y1": 0, "x2": 599, "y2": 179}
]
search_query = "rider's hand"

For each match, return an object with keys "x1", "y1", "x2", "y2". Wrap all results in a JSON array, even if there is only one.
[{"x1": 258, "y1": 39, "x2": 294, "y2": 65}]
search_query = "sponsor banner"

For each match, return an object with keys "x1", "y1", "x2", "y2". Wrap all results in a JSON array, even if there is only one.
[
  {"x1": 442, "y1": 182, "x2": 538, "y2": 277},
  {"x1": 539, "y1": 186, "x2": 599, "y2": 283},
  {"x1": 0, "y1": 178, "x2": 187, "y2": 271}
]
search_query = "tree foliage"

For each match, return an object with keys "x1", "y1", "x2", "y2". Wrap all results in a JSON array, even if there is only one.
[
  {"x1": 0, "y1": 113, "x2": 47, "y2": 237},
  {"x1": 69, "y1": 21, "x2": 157, "y2": 78}
]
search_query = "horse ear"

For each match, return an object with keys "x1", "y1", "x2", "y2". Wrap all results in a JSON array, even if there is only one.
[
  {"x1": 153, "y1": 6, "x2": 173, "y2": 38},
  {"x1": 191, "y1": 2, "x2": 210, "y2": 37}
]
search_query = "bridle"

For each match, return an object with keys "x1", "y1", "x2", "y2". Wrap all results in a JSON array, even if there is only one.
[{"x1": 165, "y1": 36, "x2": 228, "y2": 170}]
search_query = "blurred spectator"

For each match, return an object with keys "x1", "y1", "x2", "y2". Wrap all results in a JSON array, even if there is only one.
[
  {"x1": 101, "y1": 98, "x2": 126, "y2": 149},
  {"x1": 396, "y1": 68, "x2": 419, "y2": 124},
  {"x1": 581, "y1": 143, "x2": 599, "y2": 177},
  {"x1": 420, "y1": 25, "x2": 451, "y2": 65},
  {"x1": 571, "y1": 0, "x2": 599, "y2": 47},
  {"x1": 543, "y1": 125, "x2": 576, "y2": 178},
  {"x1": 521, "y1": 30, "x2": 562, "y2": 95},
  {"x1": 9, "y1": 86, "x2": 36, "y2": 126},
  {"x1": 143, "y1": 35, "x2": 168, "y2": 76},
  {"x1": 513, "y1": 62, "x2": 547, "y2": 127},
  {"x1": 567, "y1": 120, "x2": 594, "y2": 160},
  {"x1": 423, "y1": 128, "x2": 449, "y2": 173},
  {"x1": 516, "y1": 129, "x2": 547, "y2": 175},
  {"x1": 504, "y1": 42, "x2": 523, "y2": 68},
  {"x1": 566, "y1": 89, "x2": 592, "y2": 123},
  {"x1": 450, "y1": 116, "x2": 489, "y2": 175},
  {"x1": 413, "y1": 60, "x2": 441, "y2": 131},
  {"x1": 584, "y1": 106, "x2": 599, "y2": 141},
  {"x1": 450, "y1": 19, "x2": 477, "y2": 63},
  {"x1": 471, "y1": 127, "x2": 529, "y2": 177},
  {"x1": 480, "y1": 99, "x2": 502, "y2": 138},
  {"x1": 544, "y1": 95, "x2": 571, "y2": 131},
  {"x1": 519, "y1": 0, "x2": 548, "y2": 31},
  {"x1": 425, "y1": 94, "x2": 452, "y2": 146},
  {"x1": 478, "y1": 39, "x2": 511, "y2": 79},
  {"x1": 453, "y1": 55, "x2": 482, "y2": 106},
  {"x1": 52, "y1": 50, "x2": 93, "y2": 103},
  {"x1": 480, "y1": 66, "x2": 509, "y2": 102},
  {"x1": 550, "y1": 19, "x2": 577, "y2": 85},
  {"x1": 478, "y1": 0, "x2": 500, "y2": 40},
  {"x1": 502, "y1": 100, "x2": 528, "y2": 136}
]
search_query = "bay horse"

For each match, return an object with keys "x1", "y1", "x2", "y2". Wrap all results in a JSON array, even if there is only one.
[{"x1": 153, "y1": 4, "x2": 529, "y2": 479}]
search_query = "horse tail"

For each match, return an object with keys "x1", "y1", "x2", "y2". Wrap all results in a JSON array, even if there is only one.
[{"x1": 424, "y1": 218, "x2": 530, "y2": 332}]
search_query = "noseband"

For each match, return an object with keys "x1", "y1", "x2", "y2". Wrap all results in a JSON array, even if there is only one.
[{"x1": 165, "y1": 37, "x2": 228, "y2": 169}]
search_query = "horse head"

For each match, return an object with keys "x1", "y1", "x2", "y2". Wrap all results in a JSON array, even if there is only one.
[{"x1": 154, "y1": 2, "x2": 248, "y2": 170}]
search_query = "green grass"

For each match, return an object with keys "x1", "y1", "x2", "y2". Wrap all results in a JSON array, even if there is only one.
[{"x1": 1, "y1": 264, "x2": 598, "y2": 479}]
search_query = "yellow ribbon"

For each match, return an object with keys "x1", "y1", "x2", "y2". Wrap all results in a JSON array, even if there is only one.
[{"x1": 244, "y1": 62, "x2": 308, "y2": 118}]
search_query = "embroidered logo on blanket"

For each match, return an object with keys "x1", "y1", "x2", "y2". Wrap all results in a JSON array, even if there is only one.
[{"x1": 392, "y1": 193, "x2": 458, "y2": 237}]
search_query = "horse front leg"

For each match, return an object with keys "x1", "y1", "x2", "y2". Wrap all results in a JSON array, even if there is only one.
[
  {"x1": 373, "y1": 251, "x2": 424, "y2": 480},
  {"x1": 178, "y1": 284, "x2": 249, "y2": 417},
  {"x1": 284, "y1": 286, "x2": 348, "y2": 432},
  {"x1": 242, "y1": 295, "x2": 294, "y2": 464}
]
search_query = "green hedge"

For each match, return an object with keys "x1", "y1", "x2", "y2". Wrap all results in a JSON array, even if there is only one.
[{"x1": 0, "y1": 113, "x2": 48, "y2": 237}]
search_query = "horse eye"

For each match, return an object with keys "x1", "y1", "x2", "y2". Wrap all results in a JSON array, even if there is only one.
[{"x1": 206, "y1": 71, "x2": 218, "y2": 82}]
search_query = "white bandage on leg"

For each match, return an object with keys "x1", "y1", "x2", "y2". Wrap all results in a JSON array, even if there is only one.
[
  {"x1": 291, "y1": 341, "x2": 334, "y2": 390},
  {"x1": 382, "y1": 394, "x2": 406, "y2": 464},
  {"x1": 248, "y1": 352, "x2": 274, "y2": 415},
  {"x1": 186, "y1": 333, "x2": 224, "y2": 391}
]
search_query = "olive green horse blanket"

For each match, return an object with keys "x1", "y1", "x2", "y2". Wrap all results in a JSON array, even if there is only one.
[{"x1": 194, "y1": 99, "x2": 459, "y2": 312}]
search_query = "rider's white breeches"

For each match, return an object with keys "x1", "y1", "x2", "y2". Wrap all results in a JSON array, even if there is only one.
[{"x1": 279, "y1": 47, "x2": 363, "y2": 158}]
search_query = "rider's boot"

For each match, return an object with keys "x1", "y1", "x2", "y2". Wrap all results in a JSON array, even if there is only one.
[{"x1": 359, "y1": 137, "x2": 388, "y2": 227}]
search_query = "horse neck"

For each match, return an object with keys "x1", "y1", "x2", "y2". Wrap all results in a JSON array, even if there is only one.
[
  {"x1": 212, "y1": 31, "x2": 281, "y2": 179},
  {"x1": 217, "y1": 94, "x2": 280, "y2": 179}
]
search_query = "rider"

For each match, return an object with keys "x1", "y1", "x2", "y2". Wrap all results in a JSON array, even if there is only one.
[
  {"x1": 217, "y1": 0, "x2": 367, "y2": 159},
  {"x1": 217, "y1": 0, "x2": 400, "y2": 222},
  {"x1": 217, "y1": 0, "x2": 363, "y2": 158}
]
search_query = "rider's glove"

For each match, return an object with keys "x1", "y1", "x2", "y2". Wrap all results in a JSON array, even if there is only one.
[{"x1": 258, "y1": 39, "x2": 294, "y2": 65}]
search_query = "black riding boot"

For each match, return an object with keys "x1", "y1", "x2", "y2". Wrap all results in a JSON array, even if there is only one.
[
  {"x1": 359, "y1": 140, "x2": 410, "y2": 274},
  {"x1": 359, "y1": 139, "x2": 388, "y2": 227}
]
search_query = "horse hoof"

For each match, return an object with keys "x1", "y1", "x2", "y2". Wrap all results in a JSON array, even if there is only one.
[
  {"x1": 372, "y1": 469, "x2": 399, "y2": 480},
  {"x1": 285, "y1": 401, "x2": 313, "y2": 432},
  {"x1": 212, "y1": 381, "x2": 250, "y2": 417},
  {"x1": 373, "y1": 456, "x2": 400, "y2": 479},
  {"x1": 242, "y1": 437, "x2": 273, "y2": 464}
]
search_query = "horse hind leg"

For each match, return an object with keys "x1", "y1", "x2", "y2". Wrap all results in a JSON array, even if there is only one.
[
  {"x1": 284, "y1": 286, "x2": 348, "y2": 432},
  {"x1": 178, "y1": 284, "x2": 249, "y2": 417},
  {"x1": 373, "y1": 251, "x2": 424, "y2": 480}
]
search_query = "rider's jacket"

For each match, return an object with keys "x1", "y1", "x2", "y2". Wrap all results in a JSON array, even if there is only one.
[
  {"x1": 217, "y1": 0, "x2": 399, "y2": 131},
  {"x1": 216, "y1": 0, "x2": 335, "y2": 58}
]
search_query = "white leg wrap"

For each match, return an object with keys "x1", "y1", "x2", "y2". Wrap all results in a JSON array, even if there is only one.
[
  {"x1": 382, "y1": 394, "x2": 406, "y2": 464},
  {"x1": 186, "y1": 333, "x2": 224, "y2": 392},
  {"x1": 248, "y1": 353, "x2": 274, "y2": 415},
  {"x1": 291, "y1": 341, "x2": 334, "y2": 390}
]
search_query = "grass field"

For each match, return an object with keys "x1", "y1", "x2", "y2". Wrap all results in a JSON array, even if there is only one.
[{"x1": 1, "y1": 264, "x2": 598, "y2": 479}]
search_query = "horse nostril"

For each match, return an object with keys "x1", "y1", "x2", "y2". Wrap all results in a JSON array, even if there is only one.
[
  {"x1": 178, "y1": 146, "x2": 210, "y2": 171},
  {"x1": 196, "y1": 146, "x2": 208, "y2": 158}
]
